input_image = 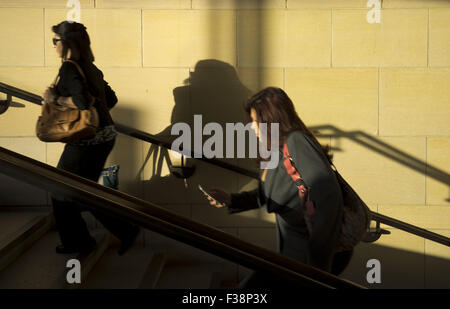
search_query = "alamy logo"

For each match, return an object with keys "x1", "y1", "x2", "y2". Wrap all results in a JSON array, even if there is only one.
[
  {"x1": 366, "y1": 259, "x2": 381, "y2": 284},
  {"x1": 367, "y1": 0, "x2": 381, "y2": 24},
  {"x1": 171, "y1": 115, "x2": 280, "y2": 169},
  {"x1": 66, "y1": 0, "x2": 81, "y2": 23},
  {"x1": 66, "y1": 259, "x2": 81, "y2": 284}
]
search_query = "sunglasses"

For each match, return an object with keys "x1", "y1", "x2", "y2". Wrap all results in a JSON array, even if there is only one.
[{"x1": 52, "y1": 38, "x2": 62, "y2": 45}]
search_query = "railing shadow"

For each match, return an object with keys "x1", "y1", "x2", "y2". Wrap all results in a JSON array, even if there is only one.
[{"x1": 311, "y1": 125, "x2": 450, "y2": 203}]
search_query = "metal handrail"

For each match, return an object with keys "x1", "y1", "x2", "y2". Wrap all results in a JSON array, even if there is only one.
[
  {"x1": 0, "y1": 81, "x2": 449, "y2": 248},
  {"x1": 114, "y1": 126, "x2": 450, "y2": 247},
  {"x1": 0, "y1": 145, "x2": 363, "y2": 289}
]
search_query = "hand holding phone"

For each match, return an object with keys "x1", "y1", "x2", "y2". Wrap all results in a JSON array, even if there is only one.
[{"x1": 198, "y1": 185, "x2": 230, "y2": 208}]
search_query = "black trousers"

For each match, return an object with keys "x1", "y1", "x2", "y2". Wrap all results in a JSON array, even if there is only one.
[{"x1": 51, "y1": 139, "x2": 136, "y2": 248}]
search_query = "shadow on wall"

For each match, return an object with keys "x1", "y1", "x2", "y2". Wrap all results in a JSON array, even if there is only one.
[
  {"x1": 138, "y1": 59, "x2": 257, "y2": 207},
  {"x1": 107, "y1": 107, "x2": 144, "y2": 199},
  {"x1": 311, "y1": 125, "x2": 450, "y2": 203},
  {"x1": 340, "y1": 240, "x2": 450, "y2": 289},
  {"x1": 104, "y1": 59, "x2": 449, "y2": 289}
]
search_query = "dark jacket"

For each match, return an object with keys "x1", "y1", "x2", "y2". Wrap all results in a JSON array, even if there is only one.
[
  {"x1": 55, "y1": 60, "x2": 117, "y2": 128},
  {"x1": 228, "y1": 130, "x2": 344, "y2": 272}
]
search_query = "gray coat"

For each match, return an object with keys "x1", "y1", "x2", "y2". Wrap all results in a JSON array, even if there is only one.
[{"x1": 229, "y1": 130, "x2": 344, "y2": 272}]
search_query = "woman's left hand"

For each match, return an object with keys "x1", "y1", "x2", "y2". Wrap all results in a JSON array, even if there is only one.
[{"x1": 43, "y1": 87, "x2": 56, "y2": 103}]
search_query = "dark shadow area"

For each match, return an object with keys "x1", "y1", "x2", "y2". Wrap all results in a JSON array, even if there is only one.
[
  {"x1": 143, "y1": 225, "x2": 450, "y2": 289},
  {"x1": 139, "y1": 59, "x2": 257, "y2": 206},
  {"x1": 107, "y1": 107, "x2": 143, "y2": 199},
  {"x1": 0, "y1": 173, "x2": 48, "y2": 206},
  {"x1": 340, "y1": 241, "x2": 450, "y2": 289}
]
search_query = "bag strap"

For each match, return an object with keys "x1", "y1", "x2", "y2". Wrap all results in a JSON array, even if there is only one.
[
  {"x1": 64, "y1": 60, "x2": 87, "y2": 82},
  {"x1": 282, "y1": 142, "x2": 315, "y2": 218},
  {"x1": 50, "y1": 60, "x2": 87, "y2": 88}
]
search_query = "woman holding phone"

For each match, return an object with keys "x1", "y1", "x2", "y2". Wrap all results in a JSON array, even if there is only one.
[{"x1": 201, "y1": 87, "x2": 352, "y2": 287}]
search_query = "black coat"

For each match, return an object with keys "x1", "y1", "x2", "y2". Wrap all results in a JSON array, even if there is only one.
[
  {"x1": 55, "y1": 60, "x2": 117, "y2": 128},
  {"x1": 229, "y1": 130, "x2": 344, "y2": 272}
]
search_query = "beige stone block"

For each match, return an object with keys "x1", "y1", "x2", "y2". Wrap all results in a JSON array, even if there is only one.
[
  {"x1": 287, "y1": 0, "x2": 367, "y2": 8},
  {"x1": 425, "y1": 230, "x2": 450, "y2": 288},
  {"x1": 156, "y1": 204, "x2": 191, "y2": 219},
  {"x1": 237, "y1": 174, "x2": 258, "y2": 193},
  {"x1": 425, "y1": 230, "x2": 450, "y2": 258},
  {"x1": 0, "y1": 173, "x2": 48, "y2": 205},
  {"x1": 378, "y1": 205, "x2": 450, "y2": 230},
  {"x1": 384, "y1": 0, "x2": 450, "y2": 8},
  {"x1": 285, "y1": 68, "x2": 378, "y2": 134},
  {"x1": 101, "y1": 67, "x2": 188, "y2": 134},
  {"x1": 0, "y1": 0, "x2": 94, "y2": 8},
  {"x1": 46, "y1": 142, "x2": 65, "y2": 167},
  {"x1": 193, "y1": 0, "x2": 285, "y2": 9},
  {"x1": 380, "y1": 68, "x2": 450, "y2": 136},
  {"x1": 0, "y1": 9, "x2": 44, "y2": 66},
  {"x1": 286, "y1": 10, "x2": 331, "y2": 67},
  {"x1": 0, "y1": 67, "x2": 57, "y2": 136},
  {"x1": 0, "y1": 137, "x2": 46, "y2": 162},
  {"x1": 141, "y1": 141, "x2": 191, "y2": 205},
  {"x1": 430, "y1": 9, "x2": 450, "y2": 67},
  {"x1": 239, "y1": 227, "x2": 278, "y2": 251},
  {"x1": 426, "y1": 138, "x2": 450, "y2": 206},
  {"x1": 143, "y1": 227, "x2": 239, "y2": 279},
  {"x1": 238, "y1": 10, "x2": 285, "y2": 67},
  {"x1": 143, "y1": 10, "x2": 236, "y2": 67},
  {"x1": 0, "y1": 137, "x2": 48, "y2": 206},
  {"x1": 96, "y1": 0, "x2": 191, "y2": 9},
  {"x1": 332, "y1": 137, "x2": 426, "y2": 205},
  {"x1": 192, "y1": 203, "x2": 276, "y2": 227},
  {"x1": 338, "y1": 241, "x2": 376, "y2": 287},
  {"x1": 237, "y1": 226, "x2": 277, "y2": 280},
  {"x1": 45, "y1": 9, "x2": 142, "y2": 67},
  {"x1": 332, "y1": 9, "x2": 428, "y2": 67},
  {"x1": 236, "y1": 68, "x2": 284, "y2": 94},
  {"x1": 188, "y1": 64, "x2": 253, "y2": 128},
  {"x1": 369, "y1": 229, "x2": 425, "y2": 288},
  {"x1": 185, "y1": 159, "x2": 239, "y2": 204}
]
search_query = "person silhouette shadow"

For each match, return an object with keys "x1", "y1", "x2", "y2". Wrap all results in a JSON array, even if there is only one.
[{"x1": 141, "y1": 59, "x2": 256, "y2": 206}]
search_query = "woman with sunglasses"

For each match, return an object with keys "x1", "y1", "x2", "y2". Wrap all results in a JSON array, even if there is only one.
[{"x1": 43, "y1": 21, "x2": 139, "y2": 255}]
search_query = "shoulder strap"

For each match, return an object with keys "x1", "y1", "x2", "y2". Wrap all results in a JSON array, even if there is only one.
[
  {"x1": 64, "y1": 60, "x2": 87, "y2": 82},
  {"x1": 282, "y1": 143, "x2": 304, "y2": 187},
  {"x1": 302, "y1": 134, "x2": 339, "y2": 173},
  {"x1": 283, "y1": 142, "x2": 315, "y2": 218}
]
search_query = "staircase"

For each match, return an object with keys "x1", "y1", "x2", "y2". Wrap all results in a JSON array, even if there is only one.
[{"x1": 0, "y1": 207, "x2": 238, "y2": 289}]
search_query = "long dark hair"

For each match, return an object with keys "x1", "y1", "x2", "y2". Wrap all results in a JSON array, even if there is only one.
[
  {"x1": 52, "y1": 21, "x2": 94, "y2": 63},
  {"x1": 244, "y1": 87, "x2": 333, "y2": 163}
]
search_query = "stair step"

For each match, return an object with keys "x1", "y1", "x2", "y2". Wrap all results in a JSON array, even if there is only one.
[
  {"x1": 155, "y1": 261, "x2": 225, "y2": 289},
  {"x1": 139, "y1": 252, "x2": 166, "y2": 289},
  {"x1": 79, "y1": 238, "x2": 154, "y2": 289},
  {"x1": 0, "y1": 207, "x2": 50, "y2": 237},
  {"x1": 65, "y1": 231, "x2": 111, "y2": 289},
  {"x1": 0, "y1": 229, "x2": 108, "y2": 289},
  {"x1": 0, "y1": 208, "x2": 53, "y2": 272}
]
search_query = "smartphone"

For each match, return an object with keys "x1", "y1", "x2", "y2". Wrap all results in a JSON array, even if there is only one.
[{"x1": 198, "y1": 184, "x2": 216, "y2": 201}]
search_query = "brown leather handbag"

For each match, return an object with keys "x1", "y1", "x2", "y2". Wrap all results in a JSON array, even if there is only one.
[{"x1": 36, "y1": 60, "x2": 99, "y2": 143}]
